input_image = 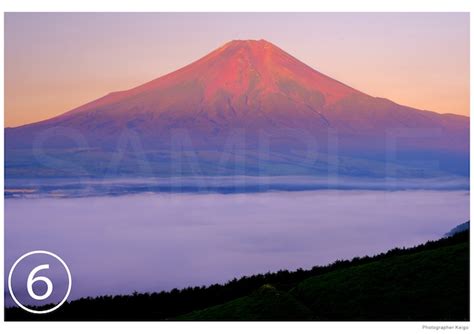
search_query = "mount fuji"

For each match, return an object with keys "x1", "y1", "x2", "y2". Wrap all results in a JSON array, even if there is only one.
[{"x1": 5, "y1": 40, "x2": 469, "y2": 178}]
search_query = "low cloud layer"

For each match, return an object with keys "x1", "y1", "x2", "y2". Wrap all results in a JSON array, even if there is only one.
[{"x1": 5, "y1": 190, "x2": 469, "y2": 306}]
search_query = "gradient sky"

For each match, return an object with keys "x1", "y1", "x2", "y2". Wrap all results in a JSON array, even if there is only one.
[{"x1": 5, "y1": 12, "x2": 470, "y2": 127}]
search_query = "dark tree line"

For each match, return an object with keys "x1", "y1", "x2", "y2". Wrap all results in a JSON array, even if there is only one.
[{"x1": 5, "y1": 230, "x2": 469, "y2": 321}]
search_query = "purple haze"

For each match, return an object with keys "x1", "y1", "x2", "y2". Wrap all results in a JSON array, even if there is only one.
[{"x1": 4, "y1": 190, "x2": 469, "y2": 306}]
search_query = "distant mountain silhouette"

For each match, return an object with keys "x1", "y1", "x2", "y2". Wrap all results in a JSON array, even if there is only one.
[
  {"x1": 5, "y1": 40, "x2": 469, "y2": 178},
  {"x1": 445, "y1": 221, "x2": 470, "y2": 237}
]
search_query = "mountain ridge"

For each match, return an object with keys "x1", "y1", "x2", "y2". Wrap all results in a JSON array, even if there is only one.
[
  {"x1": 5, "y1": 39, "x2": 469, "y2": 177},
  {"x1": 8, "y1": 39, "x2": 467, "y2": 129}
]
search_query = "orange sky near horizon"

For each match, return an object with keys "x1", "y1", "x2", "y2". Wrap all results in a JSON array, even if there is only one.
[{"x1": 5, "y1": 12, "x2": 470, "y2": 127}]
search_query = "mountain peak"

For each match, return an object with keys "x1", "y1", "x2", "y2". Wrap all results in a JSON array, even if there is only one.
[
  {"x1": 226, "y1": 39, "x2": 272, "y2": 45},
  {"x1": 6, "y1": 40, "x2": 469, "y2": 178},
  {"x1": 64, "y1": 39, "x2": 361, "y2": 116},
  {"x1": 228, "y1": 38, "x2": 269, "y2": 43},
  {"x1": 193, "y1": 38, "x2": 362, "y2": 104},
  {"x1": 215, "y1": 38, "x2": 283, "y2": 60}
]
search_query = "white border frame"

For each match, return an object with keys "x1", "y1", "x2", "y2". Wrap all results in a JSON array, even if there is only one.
[{"x1": 0, "y1": 1, "x2": 472, "y2": 333}]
